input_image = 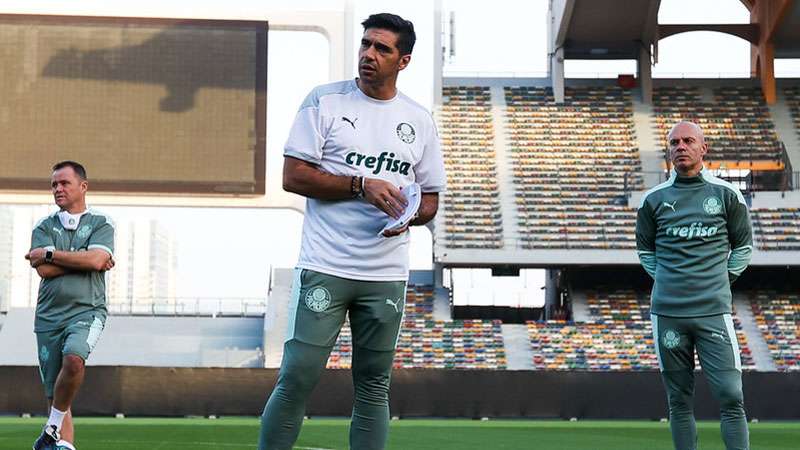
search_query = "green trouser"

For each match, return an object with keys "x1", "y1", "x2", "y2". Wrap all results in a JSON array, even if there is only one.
[
  {"x1": 651, "y1": 313, "x2": 749, "y2": 450},
  {"x1": 259, "y1": 269, "x2": 406, "y2": 450}
]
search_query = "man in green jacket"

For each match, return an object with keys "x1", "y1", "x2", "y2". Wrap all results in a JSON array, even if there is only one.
[{"x1": 636, "y1": 121, "x2": 753, "y2": 450}]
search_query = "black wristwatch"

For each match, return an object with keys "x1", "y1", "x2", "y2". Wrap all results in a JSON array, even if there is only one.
[{"x1": 45, "y1": 249, "x2": 54, "y2": 263}]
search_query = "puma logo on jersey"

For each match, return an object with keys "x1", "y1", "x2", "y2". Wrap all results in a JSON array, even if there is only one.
[
  {"x1": 52, "y1": 227, "x2": 63, "y2": 236},
  {"x1": 665, "y1": 222, "x2": 718, "y2": 240},
  {"x1": 346, "y1": 151, "x2": 412, "y2": 175},
  {"x1": 712, "y1": 331, "x2": 727, "y2": 342},
  {"x1": 663, "y1": 201, "x2": 676, "y2": 212},
  {"x1": 385, "y1": 297, "x2": 403, "y2": 313},
  {"x1": 342, "y1": 116, "x2": 358, "y2": 129}
]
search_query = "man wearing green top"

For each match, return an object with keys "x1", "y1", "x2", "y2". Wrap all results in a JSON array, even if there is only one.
[
  {"x1": 25, "y1": 161, "x2": 115, "y2": 450},
  {"x1": 636, "y1": 121, "x2": 753, "y2": 450}
]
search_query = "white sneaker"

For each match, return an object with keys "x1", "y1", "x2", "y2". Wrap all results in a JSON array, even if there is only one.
[{"x1": 55, "y1": 440, "x2": 76, "y2": 450}]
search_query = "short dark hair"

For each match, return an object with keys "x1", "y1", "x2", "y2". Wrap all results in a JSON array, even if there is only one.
[
  {"x1": 361, "y1": 13, "x2": 416, "y2": 55},
  {"x1": 52, "y1": 160, "x2": 87, "y2": 180}
]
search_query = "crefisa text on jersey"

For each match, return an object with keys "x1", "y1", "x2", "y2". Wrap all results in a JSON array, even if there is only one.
[
  {"x1": 345, "y1": 150, "x2": 412, "y2": 175},
  {"x1": 664, "y1": 222, "x2": 719, "y2": 240}
]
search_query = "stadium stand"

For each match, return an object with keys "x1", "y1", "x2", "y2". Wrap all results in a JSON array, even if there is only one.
[
  {"x1": 504, "y1": 86, "x2": 641, "y2": 249},
  {"x1": 327, "y1": 284, "x2": 507, "y2": 369},
  {"x1": 437, "y1": 86, "x2": 504, "y2": 249},
  {"x1": 528, "y1": 320, "x2": 657, "y2": 370},
  {"x1": 750, "y1": 291, "x2": 800, "y2": 372},
  {"x1": 653, "y1": 86, "x2": 783, "y2": 163},
  {"x1": 784, "y1": 86, "x2": 800, "y2": 140},
  {"x1": 527, "y1": 288, "x2": 755, "y2": 370},
  {"x1": 751, "y1": 208, "x2": 800, "y2": 250},
  {"x1": 528, "y1": 289, "x2": 656, "y2": 370}
]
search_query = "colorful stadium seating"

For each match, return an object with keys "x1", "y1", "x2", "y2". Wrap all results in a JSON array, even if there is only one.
[
  {"x1": 435, "y1": 84, "x2": 797, "y2": 252},
  {"x1": 437, "y1": 86, "x2": 504, "y2": 249},
  {"x1": 653, "y1": 86, "x2": 782, "y2": 163},
  {"x1": 751, "y1": 208, "x2": 800, "y2": 251},
  {"x1": 327, "y1": 284, "x2": 507, "y2": 370},
  {"x1": 751, "y1": 291, "x2": 800, "y2": 371},
  {"x1": 528, "y1": 289, "x2": 755, "y2": 371},
  {"x1": 784, "y1": 86, "x2": 800, "y2": 142},
  {"x1": 504, "y1": 86, "x2": 641, "y2": 249}
]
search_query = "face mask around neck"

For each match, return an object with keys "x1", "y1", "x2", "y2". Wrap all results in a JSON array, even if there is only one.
[{"x1": 58, "y1": 210, "x2": 87, "y2": 230}]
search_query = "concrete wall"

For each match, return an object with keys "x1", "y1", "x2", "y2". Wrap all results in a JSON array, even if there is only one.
[
  {"x1": 0, "y1": 309, "x2": 263, "y2": 368},
  {"x1": 2, "y1": 366, "x2": 799, "y2": 419}
]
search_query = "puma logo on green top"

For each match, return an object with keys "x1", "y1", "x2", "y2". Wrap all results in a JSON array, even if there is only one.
[
  {"x1": 665, "y1": 222, "x2": 719, "y2": 240},
  {"x1": 346, "y1": 151, "x2": 412, "y2": 175},
  {"x1": 663, "y1": 201, "x2": 676, "y2": 212}
]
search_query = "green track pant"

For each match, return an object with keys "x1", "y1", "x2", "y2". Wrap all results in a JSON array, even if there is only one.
[
  {"x1": 652, "y1": 313, "x2": 749, "y2": 450},
  {"x1": 259, "y1": 268, "x2": 406, "y2": 450}
]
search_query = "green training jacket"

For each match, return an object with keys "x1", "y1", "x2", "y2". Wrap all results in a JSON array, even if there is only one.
[{"x1": 636, "y1": 167, "x2": 753, "y2": 317}]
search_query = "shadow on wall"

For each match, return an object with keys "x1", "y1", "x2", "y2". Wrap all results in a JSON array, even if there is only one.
[{"x1": 41, "y1": 25, "x2": 263, "y2": 112}]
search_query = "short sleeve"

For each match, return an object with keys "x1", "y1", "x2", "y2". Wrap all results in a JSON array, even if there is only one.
[
  {"x1": 413, "y1": 117, "x2": 446, "y2": 193},
  {"x1": 31, "y1": 218, "x2": 55, "y2": 252},
  {"x1": 283, "y1": 89, "x2": 330, "y2": 164},
  {"x1": 87, "y1": 218, "x2": 115, "y2": 256}
]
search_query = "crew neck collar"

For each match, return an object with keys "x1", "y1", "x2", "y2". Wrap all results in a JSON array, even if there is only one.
[{"x1": 353, "y1": 78, "x2": 398, "y2": 104}]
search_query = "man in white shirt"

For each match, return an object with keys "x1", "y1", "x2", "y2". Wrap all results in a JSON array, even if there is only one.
[{"x1": 258, "y1": 12, "x2": 446, "y2": 450}]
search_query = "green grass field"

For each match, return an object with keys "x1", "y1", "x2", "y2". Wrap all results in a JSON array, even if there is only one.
[{"x1": 1, "y1": 417, "x2": 799, "y2": 450}]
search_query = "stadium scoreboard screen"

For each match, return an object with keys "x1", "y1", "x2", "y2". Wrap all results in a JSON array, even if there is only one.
[{"x1": 0, "y1": 15, "x2": 267, "y2": 195}]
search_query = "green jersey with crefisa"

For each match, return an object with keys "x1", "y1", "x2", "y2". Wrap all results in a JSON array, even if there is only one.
[
  {"x1": 636, "y1": 168, "x2": 753, "y2": 317},
  {"x1": 30, "y1": 210, "x2": 115, "y2": 332}
]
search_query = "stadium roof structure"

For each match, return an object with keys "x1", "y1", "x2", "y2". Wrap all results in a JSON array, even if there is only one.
[
  {"x1": 548, "y1": 0, "x2": 661, "y2": 103},
  {"x1": 554, "y1": 0, "x2": 660, "y2": 61},
  {"x1": 734, "y1": 0, "x2": 800, "y2": 56},
  {"x1": 549, "y1": 0, "x2": 800, "y2": 104},
  {"x1": 739, "y1": 0, "x2": 799, "y2": 103},
  {"x1": 767, "y1": 0, "x2": 800, "y2": 57}
]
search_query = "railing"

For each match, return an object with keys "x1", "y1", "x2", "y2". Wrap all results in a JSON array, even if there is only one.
[
  {"x1": 780, "y1": 142, "x2": 795, "y2": 191},
  {"x1": 499, "y1": 235, "x2": 636, "y2": 252},
  {"x1": 788, "y1": 172, "x2": 800, "y2": 192},
  {"x1": 106, "y1": 297, "x2": 266, "y2": 317}
]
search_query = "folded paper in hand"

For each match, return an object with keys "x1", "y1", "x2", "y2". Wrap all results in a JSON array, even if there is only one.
[{"x1": 379, "y1": 183, "x2": 421, "y2": 236}]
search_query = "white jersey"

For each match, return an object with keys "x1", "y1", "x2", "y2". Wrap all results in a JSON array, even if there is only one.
[{"x1": 285, "y1": 79, "x2": 446, "y2": 281}]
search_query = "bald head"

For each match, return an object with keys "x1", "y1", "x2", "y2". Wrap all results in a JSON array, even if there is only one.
[
  {"x1": 668, "y1": 121, "x2": 705, "y2": 144},
  {"x1": 667, "y1": 120, "x2": 707, "y2": 177}
]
